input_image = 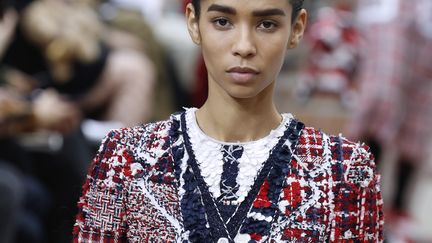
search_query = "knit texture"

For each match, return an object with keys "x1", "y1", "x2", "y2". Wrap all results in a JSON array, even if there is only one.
[{"x1": 73, "y1": 108, "x2": 384, "y2": 242}]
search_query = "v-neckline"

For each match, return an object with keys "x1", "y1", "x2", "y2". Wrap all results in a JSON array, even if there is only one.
[{"x1": 179, "y1": 111, "x2": 303, "y2": 241}]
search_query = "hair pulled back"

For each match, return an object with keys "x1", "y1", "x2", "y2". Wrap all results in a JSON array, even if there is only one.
[{"x1": 191, "y1": 0, "x2": 304, "y2": 22}]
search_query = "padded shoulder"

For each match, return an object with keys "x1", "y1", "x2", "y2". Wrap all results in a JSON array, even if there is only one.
[{"x1": 296, "y1": 126, "x2": 378, "y2": 187}]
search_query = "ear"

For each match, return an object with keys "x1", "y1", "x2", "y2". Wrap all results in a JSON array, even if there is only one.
[
  {"x1": 186, "y1": 3, "x2": 201, "y2": 45},
  {"x1": 288, "y1": 9, "x2": 307, "y2": 49}
]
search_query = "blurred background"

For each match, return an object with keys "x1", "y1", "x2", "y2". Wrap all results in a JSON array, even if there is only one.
[{"x1": 0, "y1": 0, "x2": 431, "y2": 242}]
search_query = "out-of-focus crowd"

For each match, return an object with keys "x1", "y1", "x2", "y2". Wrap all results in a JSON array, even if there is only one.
[
  {"x1": 0, "y1": 0, "x2": 201, "y2": 242},
  {"x1": 0, "y1": 0, "x2": 431, "y2": 242}
]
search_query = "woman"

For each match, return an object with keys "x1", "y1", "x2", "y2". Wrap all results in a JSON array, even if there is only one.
[
  {"x1": 73, "y1": 0, "x2": 384, "y2": 242},
  {"x1": 4, "y1": 0, "x2": 156, "y2": 128}
]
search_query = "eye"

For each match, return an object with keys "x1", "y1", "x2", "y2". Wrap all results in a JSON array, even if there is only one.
[
  {"x1": 258, "y1": 20, "x2": 278, "y2": 31},
  {"x1": 212, "y1": 17, "x2": 232, "y2": 29}
]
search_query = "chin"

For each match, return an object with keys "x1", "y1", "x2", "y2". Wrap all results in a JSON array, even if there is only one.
[{"x1": 226, "y1": 88, "x2": 262, "y2": 99}]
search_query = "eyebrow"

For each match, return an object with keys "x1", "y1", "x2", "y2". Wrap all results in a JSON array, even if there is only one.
[
  {"x1": 207, "y1": 4, "x2": 236, "y2": 15},
  {"x1": 252, "y1": 8, "x2": 286, "y2": 17},
  {"x1": 207, "y1": 4, "x2": 286, "y2": 17}
]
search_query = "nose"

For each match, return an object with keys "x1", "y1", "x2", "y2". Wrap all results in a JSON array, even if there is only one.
[{"x1": 232, "y1": 26, "x2": 257, "y2": 58}]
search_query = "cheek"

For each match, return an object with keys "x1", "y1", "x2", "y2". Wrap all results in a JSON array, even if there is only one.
[
  {"x1": 262, "y1": 33, "x2": 289, "y2": 56},
  {"x1": 260, "y1": 37, "x2": 288, "y2": 70},
  {"x1": 201, "y1": 33, "x2": 230, "y2": 68},
  {"x1": 202, "y1": 31, "x2": 230, "y2": 53},
  {"x1": 201, "y1": 44, "x2": 221, "y2": 72}
]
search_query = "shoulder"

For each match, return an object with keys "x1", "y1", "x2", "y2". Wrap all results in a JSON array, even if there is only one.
[
  {"x1": 101, "y1": 116, "x2": 176, "y2": 157},
  {"x1": 86, "y1": 118, "x2": 174, "y2": 187},
  {"x1": 75, "y1": 116, "x2": 181, "y2": 239},
  {"x1": 296, "y1": 125, "x2": 378, "y2": 187},
  {"x1": 104, "y1": 118, "x2": 173, "y2": 148}
]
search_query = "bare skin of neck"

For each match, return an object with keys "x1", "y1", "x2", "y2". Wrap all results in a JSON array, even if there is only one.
[{"x1": 196, "y1": 81, "x2": 282, "y2": 143}]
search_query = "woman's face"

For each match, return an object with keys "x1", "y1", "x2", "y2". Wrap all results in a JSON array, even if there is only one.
[{"x1": 187, "y1": 0, "x2": 306, "y2": 99}]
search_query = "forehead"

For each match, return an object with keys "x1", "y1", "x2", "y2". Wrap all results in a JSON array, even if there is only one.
[{"x1": 199, "y1": 0, "x2": 293, "y2": 13}]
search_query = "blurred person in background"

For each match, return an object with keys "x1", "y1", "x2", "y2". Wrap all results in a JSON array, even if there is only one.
[
  {"x1": 294, "y1": 0, "x2": 361, "y2": 107},
  {"x1": 1, "y1": 1, "x2": 99, "y2": 241},
  {"x1": 2, "y1": 0, "x2": 187, "y2": 241},
  {"x1": 0, "y1": 6, "x2": 23, "y2": 243},
  {"x1": 0, "y1": 3, "x2": 51, "y2": 242},
  {"x1": 1, "y1": 0, "x2": 184, "y2": 241},
  {"x1": 95, "y1": 0, "x2": 188, "y2": 121},
  {"x1": 20, "y1": 0, "x2": 156, "y2": 128},
  {"x1": 2, "y1": 0, "x2": 157, "y2": 135},
  {"x1": 346, "y1": 0, "x2": 432, "y2": 241},
  {"x1": 99, "y1": 0, "x2": 198, "y2": 110}
]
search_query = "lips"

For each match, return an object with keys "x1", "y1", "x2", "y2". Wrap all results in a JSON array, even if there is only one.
[{"x1": 226, "y1": 66, "x2": 259, "y2": 83}]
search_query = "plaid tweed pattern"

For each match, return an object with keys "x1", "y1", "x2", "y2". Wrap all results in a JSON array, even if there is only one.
[{"x1": 73, "y1": 113, "x2": 383, "y2": 242}]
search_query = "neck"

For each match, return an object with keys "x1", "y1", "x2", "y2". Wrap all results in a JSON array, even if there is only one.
[{"x1": 196, "y1": 83, "x2": 281, "y2": 142}]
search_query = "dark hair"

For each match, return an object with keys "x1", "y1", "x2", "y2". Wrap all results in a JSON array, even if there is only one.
[{"x1": 191, "y1": 0, "x2": 304, "y2": 22}]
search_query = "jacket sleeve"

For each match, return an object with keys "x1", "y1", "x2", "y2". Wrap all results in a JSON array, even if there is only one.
[
  {"x1": 331, "y1": 142, "x2": 384, "y2": 242},
  {"x1": 73, "y1": 130, "x2": 129, "y2": 242}
]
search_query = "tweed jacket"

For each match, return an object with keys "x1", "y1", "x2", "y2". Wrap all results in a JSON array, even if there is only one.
[{"x1": 73, "y1": 110, "x2": 384, "y2": 242}]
